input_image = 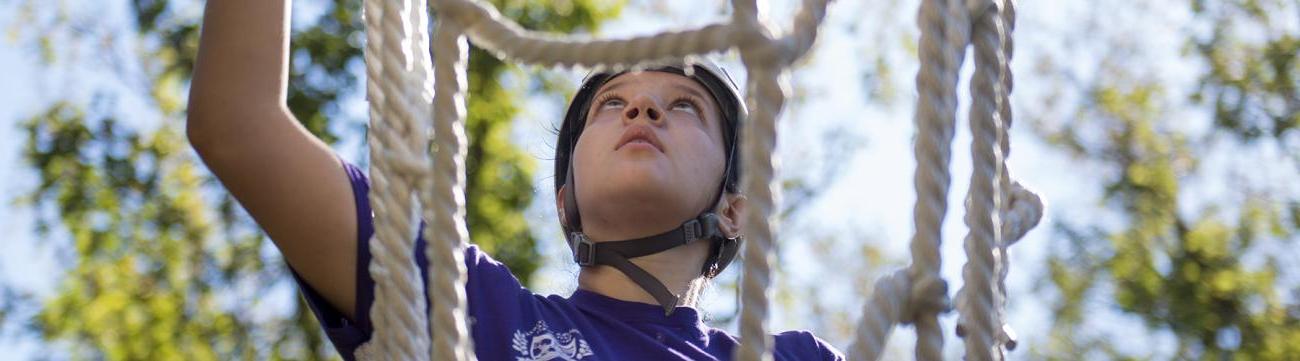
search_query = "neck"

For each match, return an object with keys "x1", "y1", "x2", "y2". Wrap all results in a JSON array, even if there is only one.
[
  {"x1": 575, "y1": 229, "x2": 710, "y2": 307},
  {"x1": 572, "y1": 196, "x2": 716, "y2": 307}
]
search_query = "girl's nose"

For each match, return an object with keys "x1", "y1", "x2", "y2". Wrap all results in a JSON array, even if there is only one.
[
  {"x1": 621, "y1": 105, "x2": 655, "y2": 121},
  {"x1": 624, "y1": 98, "x2": 662, "y2": 124}
]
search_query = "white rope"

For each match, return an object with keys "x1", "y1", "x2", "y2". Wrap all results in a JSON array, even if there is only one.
[
  {"x1": 420, "y1": 11, "x2": 475, "y2": 361},
  {"x1": 363, "y1": 0, "x2": 433, "y2": 358},
  {"x1": 730, "y1": 2, "x2": 775, "y2": 360},
  {"x1": 850, "y1": 0, "x2": 970, "y2": 359},
  {"x1": 732, "y1": 0, "x2": 829, "y2": 358},
  {"x1": 357, "y1": 0, "x2": 1044, "y2": 359},
  {"x1": 993, "y1": 1, "x2": 1021, "y2": 355},
  {"x1": 955, "y1": 0, "x2": 1007, "y2": 358},
  {"x1": 734, "y1": 63, "x2": 784, "y2": 361}
]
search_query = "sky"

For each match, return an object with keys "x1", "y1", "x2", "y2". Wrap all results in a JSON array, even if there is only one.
[{"x1": 1, "y1": 0, "x2": 1282, "y2": 359}]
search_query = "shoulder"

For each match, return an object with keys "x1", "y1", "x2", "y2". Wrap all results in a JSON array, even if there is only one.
[{"x1": 773, "y1": 330, "x2": 845, "y2": 361}]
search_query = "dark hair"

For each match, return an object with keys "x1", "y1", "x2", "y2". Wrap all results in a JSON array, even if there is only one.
[{"x1": 552, "y1": 65, "x2": 745, "y2": 200}]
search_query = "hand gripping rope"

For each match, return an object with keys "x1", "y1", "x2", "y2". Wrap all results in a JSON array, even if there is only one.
[{"x1": 358, "y1": 0, "x2": 1044, "y2": 359}]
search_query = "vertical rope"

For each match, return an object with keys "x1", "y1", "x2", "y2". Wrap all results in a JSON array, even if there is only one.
[
  {"x1": 734, "y1": 64, "x2": 786, "y2": 361},
  {"x1": 731, "y1": 0, "x2": 761, "y2": 31},
  {"x1": 956, "y1": 0, "x2": 1007, "y2": 359},
  {"x1": 360, "y1": 2, "x2": 395, "y2": 355},
  {"x1": 782, "y1": 0, "x2": 830, "y2": 60},
  {"x1": 731, "y1": 1, "x2": 772, "y2": 359},
  {"x1": 364, "y1": 0, "x2": 433, "y2": 358},
  {"x1": 422, "y1": 14, "x2": 475, "y2": 361},
  {"x1": 993, "y1": 0, "x2": 1018, "y2": 356},
  {"x1": 906, "y1": 0, "x2": 968, "y2": 359}
]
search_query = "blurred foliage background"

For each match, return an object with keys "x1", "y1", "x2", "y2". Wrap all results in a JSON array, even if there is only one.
[
  {"x1": 1026, "y1": 0, "x2": 1300, "y2": 358},
  {"x1": 0, "y1": 0, "x2": 1297, "y2": 360}
]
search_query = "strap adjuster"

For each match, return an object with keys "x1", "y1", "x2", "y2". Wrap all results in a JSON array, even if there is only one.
[
  {"x1": 570, "y1": 232, "x2": 596, "y2": 266},
  {"x1": 683, "y1": 219, "x2": 702, "y2": 243},
  {"x1": 684, "y1": 214, "x2": 720, "y2": 242}
]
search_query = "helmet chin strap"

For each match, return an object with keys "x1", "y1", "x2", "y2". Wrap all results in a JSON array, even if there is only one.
[{"x1": 562, "y1": 163, "x2": 740, "y2": 315}]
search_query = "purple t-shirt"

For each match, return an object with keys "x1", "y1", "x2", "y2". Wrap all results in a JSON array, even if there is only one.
[{"x1": 292, "y1": 160, "x2": 845, "y2": 360}]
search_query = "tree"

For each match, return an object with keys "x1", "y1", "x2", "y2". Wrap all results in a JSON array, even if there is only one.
[
  {"x1": 1030, "y1": 0, "x2": 1300, "y2": 359},
  {"x1": 2, "y1": 0, "x2": 619, "y2": 359}
]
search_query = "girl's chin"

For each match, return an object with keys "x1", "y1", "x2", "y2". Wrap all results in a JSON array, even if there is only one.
[
  {"x1": 592, "y1": 180, "x2": 674, "y2": 200},
  {"x1": 601, "y1": 164, "x2": 669, "y2": 183},
  {"x1": 584, "y1": 179, "x2": 678, "y2": 204}
]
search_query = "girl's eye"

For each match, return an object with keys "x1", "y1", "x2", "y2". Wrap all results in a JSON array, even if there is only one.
[
  {"x1": 671, "y1": 99, "x2": 699, "y2": 114},
  {"x1": 599, "y1": 97, "x2": 625, "y2": 109}
]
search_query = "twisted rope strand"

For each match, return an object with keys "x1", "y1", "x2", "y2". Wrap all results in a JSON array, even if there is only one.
[
  {"x1": 434, "y1": 0, "x2": 737, "y2": 70},
  {"x1": 779, "y1": 0, "x2": 831, "y2": 64},
  {"x1": 734, "y1": 64, "x2": 786, "y2": 361},
  {"x1": 993, "y1": 0, "x2": 1018, "y2": 355},
  {"x1": 364, "y1": 0, "x2": 433, "y2": 358},
  {"x1": 731, "y1": 0, "x2": 760, "y2": 27},
  {"x1": 956, "y1": 0, "x2": 1007, "y2": 359},
  {"x1": 905, "y1": 0, "x2": 967, "y2": 359},
  {"x1": 847, "y1": 1, "x2": 969, "y2": 359},
  {"x1": 360, "y1": 2, "x2": 396, "y2": 357},
  {"x1": 422, "y1": 15, "x2": 475, "y2": 361}
]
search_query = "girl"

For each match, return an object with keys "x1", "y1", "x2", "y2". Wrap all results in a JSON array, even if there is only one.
[{"x1": 188, "y1": 1, "x2": 843, "y2": 359}]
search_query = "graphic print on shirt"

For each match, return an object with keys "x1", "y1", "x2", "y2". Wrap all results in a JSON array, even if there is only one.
[{"x1": 511, "y1": 320, "x2": 594, "y2": 361}]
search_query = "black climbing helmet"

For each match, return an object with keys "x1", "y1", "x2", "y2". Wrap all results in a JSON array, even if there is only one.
[{"x1": 552, "y1": 60, "x2": 748, "y2": 314}]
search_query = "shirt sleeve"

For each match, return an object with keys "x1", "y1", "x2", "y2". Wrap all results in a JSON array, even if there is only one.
[
  {"x1": 288, "y1": 158, "x2": 379, "y2": 358},
  {"x1": 289, "y1": 157, "x2": 530, "y2": 360}
]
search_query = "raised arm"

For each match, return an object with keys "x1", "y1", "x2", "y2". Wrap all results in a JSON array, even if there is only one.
[{"x1": 187, "y1": 0, "x2": 360, "y2": 318}]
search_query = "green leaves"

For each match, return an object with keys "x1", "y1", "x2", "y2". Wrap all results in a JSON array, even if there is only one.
[
  {"x1": 1035, "y1": 1, "x2": 1300, "y2": 358},
  {"x1": 22, "y1": 104, "x2": 262, "y2": 359},
  {"x1": 1191, "y1": 0, "x2": 1300, "y2": 142}
]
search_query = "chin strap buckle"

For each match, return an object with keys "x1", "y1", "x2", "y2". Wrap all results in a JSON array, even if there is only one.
[
  {"x1": 683, "y1": 219, "x2": 701, "y2": 243},
  {"x1": 570, "y1": 232, "x2": 597, "y2": 266},
  {"x1": 684, "y1": 213, "x2": 721, "y2": 243}
]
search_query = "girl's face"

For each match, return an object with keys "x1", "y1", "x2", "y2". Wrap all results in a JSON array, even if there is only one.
[{"x1": 567, "y1": 71, "x2": 730, "y2": 236}]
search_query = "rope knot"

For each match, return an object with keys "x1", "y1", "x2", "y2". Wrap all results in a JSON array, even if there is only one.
[
  {"x1": 735, "y1": 23, "x2": 785, "y2": 69},
  {"x1": 1001, "y1": 181, "x2": 1043, "y2": 245},
  {"x1": 903, "y1": 270, "x2": 950, "y2": 325}
]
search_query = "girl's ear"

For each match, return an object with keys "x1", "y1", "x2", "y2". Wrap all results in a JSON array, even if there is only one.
[
  {"x1": 715, "y1": 193, "x2": 747, "y2": 238},
  {"x1": 557, "y1": 185, "x2": 569, "y2": 227}
]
